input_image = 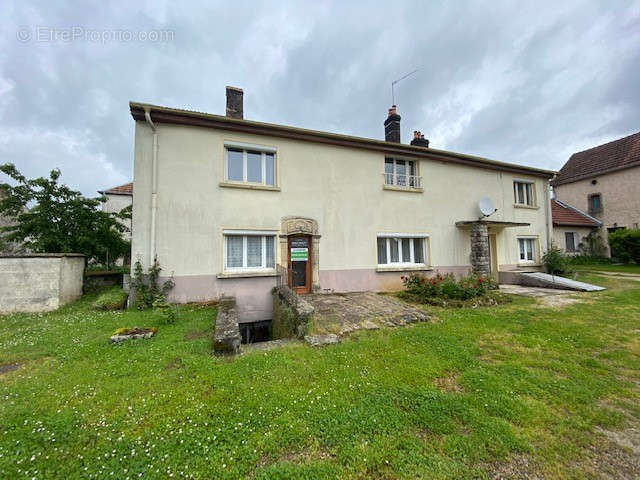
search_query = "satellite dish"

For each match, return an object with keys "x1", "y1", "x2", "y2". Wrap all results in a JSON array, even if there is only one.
[{"x1": 478, "y1": 197, "x2": 496, "y2": 217}]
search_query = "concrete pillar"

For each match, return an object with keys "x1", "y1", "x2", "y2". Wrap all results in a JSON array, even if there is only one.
[{"x1": 470, "y1": 222, "x2": 490, "y2": 276}]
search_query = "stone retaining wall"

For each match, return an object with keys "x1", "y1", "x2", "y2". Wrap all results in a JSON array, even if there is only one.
[
  {"x1": 272, "y1": 286, "x2": 315, "y2": 339},
  {"x1": 213, "y1": 296, "x2": 241, "y2": 355}
]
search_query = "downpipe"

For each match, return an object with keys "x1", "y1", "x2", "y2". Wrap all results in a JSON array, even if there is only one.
[{"x1": 144, "y1": 107, "x2": 158, "y2": 267}]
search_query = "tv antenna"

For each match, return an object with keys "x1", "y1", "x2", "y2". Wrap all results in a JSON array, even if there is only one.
[{"x1": 391, "y1": 69, "x2": 419, "y2": 105}]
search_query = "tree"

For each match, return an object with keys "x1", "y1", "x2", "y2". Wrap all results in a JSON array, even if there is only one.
[{"x1": 0, "y1": 163, "x2": 131, "y2": 265}]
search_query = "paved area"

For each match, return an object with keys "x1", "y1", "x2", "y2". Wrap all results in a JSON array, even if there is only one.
[{"x1": 305, "y1": 291, "x2": 430, "y2": 336}]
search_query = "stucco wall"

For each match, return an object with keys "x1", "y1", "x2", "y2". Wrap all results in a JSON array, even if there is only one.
[
  {"x1": 0, "y1": 254, "x2": 84, "y2": 313},
  {"x1": 102, "y1": 193, "x2": 133, "y2": 241},
  {"x1": 552, "y1": 226, "x2": 596, "y2": 254},
  {"x1": 131, "y1": 121, "x2": 551, "y2": 321},
  {"x1": 554, "y1": 167, "x2": 640, "y2": 255}
]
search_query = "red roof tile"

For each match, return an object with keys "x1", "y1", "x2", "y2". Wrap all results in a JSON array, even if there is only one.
[
  {"x1": 551, "y1": 199, "x2": 600, "y2": 227},
  {"x1": 553, "y1": 131, "x2": 640, "y2": 185},
  {"x1": 99, "y1": 182, "x2": 133, "y2": 195}
]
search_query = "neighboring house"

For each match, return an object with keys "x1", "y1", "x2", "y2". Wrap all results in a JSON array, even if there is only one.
[
  {"x1": 552, "y1": 131, "x2": 640, "y2": 256},
  {"x1": 98, "y1": 182, "x2": 133, "y2": 242},
  {"x1": 129, "y1": 87, "x2": 555, "y2": 323},
  {"x1": 551, "y1": 199, "x2": 601, "y2": 254}
]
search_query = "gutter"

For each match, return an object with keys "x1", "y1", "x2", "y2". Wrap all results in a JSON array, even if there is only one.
[{"x1": 144, "y1": 107, "x2": 158, "y2": 266}]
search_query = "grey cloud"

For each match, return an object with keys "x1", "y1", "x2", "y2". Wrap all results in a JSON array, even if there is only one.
[{"x1": 0, "y1": 0, "x2": 638, "y2": 196}]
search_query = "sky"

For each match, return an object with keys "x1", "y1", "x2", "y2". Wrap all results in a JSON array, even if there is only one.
[{"x1": 1, "y1": 0, "x2": 639, "y2": 196}]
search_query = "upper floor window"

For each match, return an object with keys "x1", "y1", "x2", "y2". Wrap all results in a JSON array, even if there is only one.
[
  {"x1": 588, "y1": 193, "x2": 602, "y2": 214},
  {"x1": 225, "y1": 146, "x2": 276, "y2": 186},
  {"x1": 513, "y1": 181, "x2": 535, "y2": 206},
  {"x1": 377, "y1": 234, "x2": 429, "y2": 266},
  {"x1": 384, "y1": 158, "x2": 421, "y2": 188},
  {"x1": 224, "y1": 231, "x2": 276, "y2": 272}
]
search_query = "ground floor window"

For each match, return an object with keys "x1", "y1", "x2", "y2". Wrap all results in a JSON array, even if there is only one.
[
  {"x1": 565, "y1": 232, "x2": 576, "y2": 252},
  {"x1": 518, "y1": 238, "x2": 537, "y2": 262},
  {"x1": 377, "y1": 235, "x2": 428, "y2": 266},
  {"x1": 224, "y1": 232, "x2": 276, "y2": 271}
]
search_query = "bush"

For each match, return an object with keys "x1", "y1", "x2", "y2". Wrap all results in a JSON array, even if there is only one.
[
  {"x1": 131, "y1": 257, "x2": 175, "y2": 310},
  {"x1": 93, "y1": 287, "x2": 128, "y2": 311},
  {"x1": 609, "y1": 229, "x2": 640, "y2": 264},
  {"x1": 401, "y1": 272, "x2": 496, "y2": 301},
  {"x1": 568, "y1": 254, "x2": 611, "y2": 265},
  {"x1": 542, "y1": 244, "x2": 570, "y2": 274}
]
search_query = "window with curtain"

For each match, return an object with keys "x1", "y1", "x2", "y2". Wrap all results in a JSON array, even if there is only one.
[
  {"x1": 377, "y1": 235, "x2": 428, "y2": 266},
  {"x1": 565, "y1": 232, "x2": 576, "y2": 252},
  {"x1": 224, "y1": 233, "x2": 276, "y2": 271},
  {"x1": 225, "y1": 147, "x2": 276, "y2": 186},
  {"x1": 518, "y1": 238, "x2": 536, "y2": 262}
]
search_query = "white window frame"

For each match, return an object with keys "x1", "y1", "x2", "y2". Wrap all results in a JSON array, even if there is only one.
[
  {"x1": 223, "y1": 230, "x2": 277, "y2": 272},
  {"x1": 376, "y1": 233, "x2": 429, "y2": 267},
  {"x1": 224, "y1": 142, "x2": 277, "y2": 186},
  {"x1": 384, "y1": 157, "x2": 419, "y2": 188},
  {"x1": 513, "y1": 180, "x2": 536, "y2": 207},
  {"x1": 517, "y1": 237, "x2": 537, "y2": 263}
]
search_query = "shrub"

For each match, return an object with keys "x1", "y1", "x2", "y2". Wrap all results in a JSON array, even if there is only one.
[
  {"x1": 609, "y1": 229, "x2": 640, "y2": 263},
  {"x1": 568, "y1": 254, "x2": 611, "y2": 265},
  {"x1": 93, "y1": 286, "x2": 128, "y2": 311},
  {"x1": 542, "y1": 244, "x2": 570, "y2": 275},
  {"x1": 131, "y1": 257, "x2": 175, "y2": 310},
  {"x1": 401, "y1": 272, "x2": 496, "y2": 301}
]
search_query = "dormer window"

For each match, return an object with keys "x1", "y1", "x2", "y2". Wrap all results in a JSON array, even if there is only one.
[{"x1": 384, "y1": 157, "x2": 421, "y2": 189}]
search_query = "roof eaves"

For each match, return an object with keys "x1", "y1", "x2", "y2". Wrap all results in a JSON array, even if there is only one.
[
  {"x1": 129, "y1": 101, "x2": 557, "y2": 179},
  {"x1": 554, "y1": 199, "x2": 602, "y2": 226}
]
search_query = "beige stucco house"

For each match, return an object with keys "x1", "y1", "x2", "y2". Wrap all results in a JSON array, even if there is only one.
[
  {"x1": 98, "y1": 182, "x2": 133, "y2": 242},
  {"x1": 552, "y1": 131, "x2": 640, "y2": 257},
  {"x1": 129, "y1": 87, "x2": 555, "y2": 323}
]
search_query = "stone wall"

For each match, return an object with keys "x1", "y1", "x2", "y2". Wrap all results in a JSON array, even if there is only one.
[
  {"x1": 272, "y1": 286, "x2": 315, "y2": 339},
  {"x1": 213, "y1": 296, "x2": 241, "y2": 355},
  {"x1": 0, "y1": 253, "x2": 85, "y2": 313}
]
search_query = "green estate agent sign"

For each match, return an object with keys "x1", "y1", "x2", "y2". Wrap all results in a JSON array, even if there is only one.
[{"x1": 291, "y1": 247, "x2": 308, "y2": 262}]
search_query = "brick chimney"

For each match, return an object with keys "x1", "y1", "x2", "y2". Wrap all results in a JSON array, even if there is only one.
[
  {"x1": 410, "y1": 130, "x2": 429, "y2": 147},
  {"x1": 226, "y1": 86, "x2": 243, "y2": 119},
  {"x1": 384, "y1": 105, "x2": 401, "y2": 142}
]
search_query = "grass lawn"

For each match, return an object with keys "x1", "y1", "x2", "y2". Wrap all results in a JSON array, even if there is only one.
[
  {"x1": 570, "y1": 262, "x2": 640, "y2": 274},
  {"x1": 1, "y1": 277, "x2": 639, "y2": 479}
]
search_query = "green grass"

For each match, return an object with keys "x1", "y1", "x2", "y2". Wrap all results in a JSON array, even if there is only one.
[
  {"x1": 1, "y1": 278, "x2": 639, "y2": 479},
  {"x1": 570, "y1": 262, "x2": 640, "y2": 274}
]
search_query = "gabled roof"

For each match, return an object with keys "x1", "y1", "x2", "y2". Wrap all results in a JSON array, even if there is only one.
[
  {"x1": 552, "y1": 131, "x2": 640, "y2": 186},
  {"x1": 129, "y1": 101, "x2": 556, "y2": 179},
  {"x1": 551, "y1": 199, "x2": 601, "y2": 227},
  {"x1": 99, "y1": 182, "x2": 133, "y2": 196}
]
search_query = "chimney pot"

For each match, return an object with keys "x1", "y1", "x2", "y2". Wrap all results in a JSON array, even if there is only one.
[
  {"x1": 410, "y1": 129, "x2": 430, "y2": 148},
  {"x1": 226, "y1": 86, "x2": 244, "y2": 119}
]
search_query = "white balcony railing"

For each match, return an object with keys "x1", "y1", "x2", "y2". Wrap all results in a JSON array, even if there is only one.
[{"x1": 383, "y1": 173, "x2": 422, "y2": 189}]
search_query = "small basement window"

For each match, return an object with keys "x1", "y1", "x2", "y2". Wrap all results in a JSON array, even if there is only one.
[{"x1": 240, "y1": 320, "x2": 272, "y2": 344}]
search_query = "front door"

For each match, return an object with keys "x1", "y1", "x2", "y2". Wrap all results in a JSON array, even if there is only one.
[{"x1": 288, "y1": 235, "x2": 311, "y2": 294}]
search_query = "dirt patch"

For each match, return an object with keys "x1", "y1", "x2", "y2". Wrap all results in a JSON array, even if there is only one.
[
  {"x1": 184, "y1": 329, "x2": 208, "y2": 341},
  {"x1": 484, "y1": 453, "x2": 543, "y2": 479},
  {"x1": 0, "y1": 363, "x2": 20, "y2": 375},
  {"x1": 165, "y1": 358, "x2": 185, "y2": 370},
  {"x1": 537, "y1": 295, "x2": 580, "y2": 307},
  {"x1": 251, "y1": 447, "x2": 334, "y2": 477},
  {"x1": 579, "y1": 434, "x2": 640, "y2": 479},
  {"x1": 434, "y1": 373, "x2": 463, "y2": 393}
]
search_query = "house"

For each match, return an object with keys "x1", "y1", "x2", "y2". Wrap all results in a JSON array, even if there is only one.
[
  {"x1": 552, "y1": 131, "x2": 640, "y2": 256},
  {"x1": 129, "y1": 87, "x2": 555, "y2": 323},
  {"x1": 98, "y1": 182, "x2": 133, "y2": 242},
  {"x1": 98, "y1": 182, "x2": 133, "y2": 265},
  {"x1": 551, "y1": 199, "x2": 601, "y2": 254}
]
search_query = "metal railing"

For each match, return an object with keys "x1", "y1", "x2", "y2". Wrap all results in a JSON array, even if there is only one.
[
  {"x1": 276, "y1": 264, "x2": 289, "y2": 289},
  {"x1": 383, "y1": 173, "x2": 422, "y2": 188}
]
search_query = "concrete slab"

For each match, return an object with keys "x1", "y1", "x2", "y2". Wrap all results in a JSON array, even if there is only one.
[
  {"x1": 522, "y1": 272, "x2": 605, "y2": 291},
  {"x1": 499, "y1": 284, "x2": 574, "y2": 297}
]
